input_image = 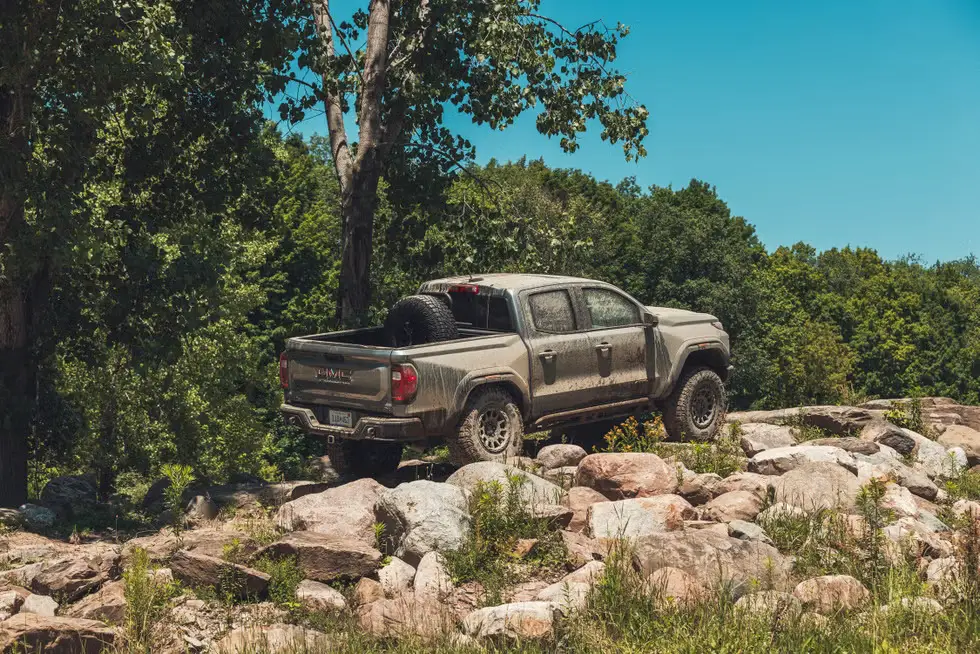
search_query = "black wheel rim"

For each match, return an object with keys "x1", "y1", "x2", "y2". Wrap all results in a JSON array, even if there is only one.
[
  {"x1": 691, "y1": 383, "x2": 718, "y2": 429},
  {"x1": 478, "y1": 408, "x2": 511, "y2": 454}
]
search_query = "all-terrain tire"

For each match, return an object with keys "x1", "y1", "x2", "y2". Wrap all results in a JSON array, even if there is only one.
[
  {"x1": 384, "y1": 295, "x2": 459, "y2": 347},
  {"x1": 663, "y1": 367, "x2": 728, "y2": 442},
  {"x1": 448, "y1": 386, "x2": 524, "y2": 466},
  {"x1": 326, "y1": 440, "x2": 404, "y2": 480}
]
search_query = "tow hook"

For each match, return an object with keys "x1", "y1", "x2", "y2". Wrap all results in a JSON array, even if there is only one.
[{"x1": 326, "y1": 434, "x2": 336, "y2": 445}]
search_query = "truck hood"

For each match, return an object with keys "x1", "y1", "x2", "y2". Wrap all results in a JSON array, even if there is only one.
[{"x1": 645, "y1": 306, "x2": 719, "y2": 327}]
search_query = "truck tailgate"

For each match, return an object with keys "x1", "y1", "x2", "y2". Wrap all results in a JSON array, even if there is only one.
[{"x1": 286, "y1": 341, "x2": 391, "y2": 413}]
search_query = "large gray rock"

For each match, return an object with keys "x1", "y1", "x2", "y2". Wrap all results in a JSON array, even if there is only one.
[
  {"x1": 0, "y1": 614, "x2": 116, "y2": 652},
  {"x1": 768, "y1": 462, "x2": 861, "y2": 510},
  {"x1": 170, "y1": 550, "x2": 270, "y2": 599},
  {"x1": 447, "y1": 462, "x2": 565, "y2": 505},
  {"x1": 910, "y1": 431, "x2": 967, "y2": 478},
  {"x1": 749, "y1": 446, "x2": 857, "y2": 476},
  {"x1": 21, "y1": 594, "x2": 59, "y2": 617},
  {"x1": 254, "y1": 532, "x2": 381, "y2": 583},
  {"x1": 737, "y1": 423, "x2": 797, "y2": 457},
  {"x1": 862, "y1": 421, "x2": 916, "y2": 455},
  {"x1": 17, "y1": 504, "x2": 56, "y2": 531},
  {"x1": 585, "y1": 495, "x2": 694, "y2": 539},
  {"x1": 462, "y1": 601, "x2": 559, "y2": 642},
  {"x1": 807, "y1": 437, "x2": 880, "y2": 456},
  {"x1": 879, "y1": 483, "x2": 918, "y2": 518},
  {"x1": 793, "y1": 575, "x2": 869, "y2": 614},
  {"x1": 375, "y1": 480, "x2": 470, "y2": 566},
  {"x1": 414, "y1": 552, "x2": 452, "y2": 602},
  {"x1": 632, "y1": 530, "x2": 792, "y2": 595},
  {"x1": 378, "y1": 557, "x2": 416, "y2": 598},
  {"x1": 938, "y1": 425, "x2": 980, "y2": 465},
  {"x1": 574, "y1": 453, "x2": 678, "y2": 499},
  {"x1": 40, "y1": 475, "x2": 98, "y2": 519},
  {"x1": 535, "y1": 444, "x2": 588, "y2": 470},
  {"x1": 728, "y1": 406, "x2": 878, "y2": 435},
  {"x1": 700, "y1": 491, "x2": 764, "y2": 523},
  {"x1": 275, "y1": 477, "x2": 386, "y2": 546}
]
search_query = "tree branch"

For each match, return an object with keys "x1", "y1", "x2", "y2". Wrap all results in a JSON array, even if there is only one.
[
  {"x1": 355, "y1": 0, "x2": 391, "y2": 167},
  {"x1": 309, "y1": 0, "x2": 354, "y2": 190}
]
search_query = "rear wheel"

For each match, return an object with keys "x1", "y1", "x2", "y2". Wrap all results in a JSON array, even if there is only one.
[
  {"x1": 326, "y1": 440, "x2": 404, "y2": 479},
  {"x1": 663, "y1": 367, "x2": 727, "y2": 442},
  {"x1": 449, "y1": 387, "x2": 524, "y2": 466}
]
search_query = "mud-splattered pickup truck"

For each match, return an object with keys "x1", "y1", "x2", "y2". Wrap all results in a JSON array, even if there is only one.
[{"x1": 280, "y1": 274, "x2": 731, "y2": 477}]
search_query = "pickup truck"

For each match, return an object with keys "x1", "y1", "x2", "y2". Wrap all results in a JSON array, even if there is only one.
[{"x1": 279, "y1": 274, "x2": 731, "y2": 477}]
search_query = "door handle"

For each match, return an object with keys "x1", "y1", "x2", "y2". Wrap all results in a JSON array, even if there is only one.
[
  {"x1": 595, "y1": 342, "x2": 612, "y2": 358},
  {"x1": 540, "y1": 349, "x2": 558, "y2": 362}
]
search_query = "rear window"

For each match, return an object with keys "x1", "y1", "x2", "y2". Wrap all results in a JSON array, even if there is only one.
[
  {"x1": 529, "y1": 290, "x2": 577, "y2": 333},
  {"x1": 447, "y1": 292, "x2": 514, "y2": 331}
]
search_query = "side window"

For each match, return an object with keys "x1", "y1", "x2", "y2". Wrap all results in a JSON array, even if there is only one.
[
  {"x1": 584, "y1": 288, "x2": 640, "y2": 328},
  {"x1": 528, "y1": 290, "x2": 577, "y2": 333}
]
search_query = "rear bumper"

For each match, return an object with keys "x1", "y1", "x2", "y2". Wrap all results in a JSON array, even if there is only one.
[{"x1": 280, "y1": 403, "x2": 425, "y2": 443}]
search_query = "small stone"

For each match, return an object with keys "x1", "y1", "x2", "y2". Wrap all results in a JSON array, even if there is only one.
[
  {"x1": 462, "y1": 601, "x2": 559, "y2": 642},
  {"x1": 793, "y1": 575, "x2": 869, "y2": 614},
  {"x1": 378, "y1": 557, "x2": 416, "y2": 597},
  {"x1": 21, "y1": 594, "x2": 59, "y2": 617},
  {"x1": 296, "y1": 579, "x2": 347, "y2": 612},
  {"x1": 353, "y1": 577, "x2": 384, "y2": 606},
  {"x1": 700, "y1": 490, "x2": 764, "y2": 523},
  {"x1": 535, "y1": 444, "x2": 588, "y2": 470},
  {"x1": 728, "y1": 520, "x2": 772, "y2": 545}
]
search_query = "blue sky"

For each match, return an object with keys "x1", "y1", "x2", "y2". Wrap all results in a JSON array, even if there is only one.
[{"x1": 274, "y1": 0, "x2": 980, "y2": 262}]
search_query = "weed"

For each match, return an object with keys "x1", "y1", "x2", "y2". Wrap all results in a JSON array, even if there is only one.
[
  {"x1": 945, "y1": 468, "x2": 980, "y2": 501},
  {"x1": 161, "y1": 463, "x2": 194, "y2": 539},
  {"x1": 253, "y1": 554, "x2": 304, "y2": 609},
  {"x1": 123, "y1": 547, "x2": 179, "y2": 652},
  {"x1": 603, "y1": 416, "x2": 743, "y2": 477},
  {"x1": 884, "y1": 396, "x2": 927, "y2": 435}
]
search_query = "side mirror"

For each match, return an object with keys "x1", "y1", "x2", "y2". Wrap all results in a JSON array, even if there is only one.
[{"x1": 643, "y1": 312, "x2": 659, "y2": 327}]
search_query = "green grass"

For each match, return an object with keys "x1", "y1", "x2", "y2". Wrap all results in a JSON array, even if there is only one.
[{"x1": 122, "y1": 547, "x2": 180, "y2": 652}]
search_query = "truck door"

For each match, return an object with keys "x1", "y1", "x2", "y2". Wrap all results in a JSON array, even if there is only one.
[
  {"x1": 580, "y1": 286, "x2": 650, "y2": 403},
  {"x1": 522, "y1": 288, "x2": 597, "y2": 416}
]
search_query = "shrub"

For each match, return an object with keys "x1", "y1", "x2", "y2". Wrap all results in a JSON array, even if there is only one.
[
  {"x1": 885, "y1": 397, "x2": 927, "y2": 436},
  {"x1": 161, "y1": 463, "x2": 194, "y2": 538},
  {"x1": 123, "y1": 547, "x2": 178, "y2": 652},
  {"x1": 253, "y1": 555, "x2": 304, "y2": 609},
  {"x1": 603, "y1": 416, "x2": 744, "y2": 477}
]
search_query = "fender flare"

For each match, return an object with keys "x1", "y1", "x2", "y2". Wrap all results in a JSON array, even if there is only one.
[{"x1": 450, "y1": 370, "x2": 532, "y2": 425}]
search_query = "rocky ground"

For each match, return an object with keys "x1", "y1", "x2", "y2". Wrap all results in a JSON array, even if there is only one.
[{"x1": 2, "y1": 397, "x2": 980, "y2": 653}]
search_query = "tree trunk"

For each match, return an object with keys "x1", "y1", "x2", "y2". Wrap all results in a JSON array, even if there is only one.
[
  {"x1": 338, "y1": 165, "x2": 382, "y2": 326},
  {"x1": 0, "y1": 283, "x2": 31, "y2": 507}
]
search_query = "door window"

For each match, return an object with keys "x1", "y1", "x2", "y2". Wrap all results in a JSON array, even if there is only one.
[
  {"x1": 584, "y1": 288, "x2": 640, "y2": 328},
  {"x1": 529, "y1": 290, "x2": 577, "y2": 333}
]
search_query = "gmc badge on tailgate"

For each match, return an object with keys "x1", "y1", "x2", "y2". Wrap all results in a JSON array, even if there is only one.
[{"x1": 315, "y1": 367, "x2": 353, "y2": 384}]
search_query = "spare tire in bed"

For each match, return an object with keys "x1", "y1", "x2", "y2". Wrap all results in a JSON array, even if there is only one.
[{"x1": 384, "y1": 294, "x2": 460, "y2": 347}]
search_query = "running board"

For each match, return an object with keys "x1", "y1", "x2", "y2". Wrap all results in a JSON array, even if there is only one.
[{"x1": 532, "y1": 398, "x2": 652, "y2": 429}]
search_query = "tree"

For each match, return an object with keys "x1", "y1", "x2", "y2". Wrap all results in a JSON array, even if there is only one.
[{"x1": 294, "y1": 0, "x2": 649, "y2": 325}]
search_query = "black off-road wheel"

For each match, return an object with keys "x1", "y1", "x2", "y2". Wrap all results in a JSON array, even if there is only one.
[
  {"x1": 326, "y1": 440, "x2": 404, "y2": 480},
  {"x1": 383, "y1": 295, "x2": 459, "y2": 347},
  {"x1": 663, "y1": 367, "x2": 728, "y2": 442},
  {"x1": 448, "y1": 387, "x2": 524, "y2": 466}
]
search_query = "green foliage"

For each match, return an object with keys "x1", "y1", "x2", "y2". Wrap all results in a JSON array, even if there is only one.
[
  {"x1": 252, "y1": 555, "x2": 304, "y2": 610},
  {"x1": 161, "y1": 463, "x2": 193, "y2": 536},
  {"x1": 885, "y1": 397, "x2": 927, "y2": 435},
  {"x1": 602, "y1": 417, "x2": 744, "y2": 477},
  {"x1": 123, "y1": 547, "x2": 179, "y2": 652},
  {"x1": 443, "y1": 474, "x2": 567, "y2": 605}
]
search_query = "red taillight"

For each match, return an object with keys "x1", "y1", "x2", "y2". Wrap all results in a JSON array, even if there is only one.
[
  {"x1": 279, "y1": 352, "x2": 289, "y2": 389},
  {"x1": 448, "y1": 284, "x2": 480, "y2": 294},
  {"x1": 391, "y1": 364, "x2": 419, "y2": 403}
]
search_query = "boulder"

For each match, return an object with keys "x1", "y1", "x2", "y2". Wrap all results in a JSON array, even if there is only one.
[
  {"x1": 749, "y1": 446, "x2": 857, "y2": 476},
  {"x1": 66, "y1": 580, "x2": 126, "y2": 624},
  {"x1": 727, "y1": 520, "x2": 773, "y2": 545},
  {"x1": 644, "y1": 566, "x2": 707, "y2": 606},
  {"x1": 879, "y1": 483, "x2": 918, "y2": 519},
  {"x1": 925, "y1": 557, "x2": 960, "y2": 587},
  {"x1": 378, "y1": 557, "x2": 416, "y2": 598},
  {"x1": 735, "y1": 590, "x2": 802, "y2": 619},
  {"x1": 574, "y1": 453, "x2": 678, "y2": 499},
  {"x1": 910, "y1": 432, "x2": 967, "y2": 478},
  {"x1": 122, "y1": 527, "x2": 255, "y2": 565},
  {"x1": 254, "y1": 532, "x2": 381, "y2": 583},
  {"x1": 170, "y1": 550, "x2": 270, "y2": 599},
  {"x1": 543, "y1": 466, "x2": 579, "y2": 488},
  {"x1": 32, "y1": 554, "x2": 119, "y2": 603},
  {"x1": 585, "y1": 495, "x2": 694, "y2": 539},
  {"x1": 712, "y1": 472, "x2": 770, "y2": 498},
  {"x1": 414, "y1": 552, "x2": 452, "y2": 602},
  {"x1": 275, "y1": 477, "x2": 385, "y2": 546},
  {"x1": 737, "y1": 423, "x2": 797, "y2": 457},
  {"x1": 769, "y1": 462, "x2": 860, "y2": 510},
  {"x1": 353, "y1": 578, "x2": 384, "y2": 606},
  {"x1": 881, "y1": 597, "x2": 944, "y2": 616},
  {"x1": 756, "y1": 502, "x2": 807, "y2": 523},
  {"x1": 296, "y1": 579, "x2": 347, "y2": 612},
  {"x1": 938, "y1": 425, "x2": 980, "y2": 465},
  {"x1": 535, "y1": 561, "x2": 605, "y2": 612},
  {"x1": 18, "y1": 504, "x2": 56, "y2": 531},
  {"x1": 40, "y1": 476, "x2": 98, "y2": 519},
  {"x1": 21, "y1": 594, "x2": 59, "y2": 617},
  {"x1": 0, "y1": 591, "x2": 23, "y2": 621},
  {"x1": 700, "y1": 491, "x2": 764, "y2": 523},
  {"x1": 535, "y1": 444, "x2": 588, "y2": 470},
  {"x1": 185, "y1": 495, "x2": 219, "y2": 522},
  {"x1": 375, "y1": 480, "x2": 470, "y2": 566},
  {"x1": 357, "y1": 595, "x2": 453, "y2": 640},
  {"x1": 676, "y1": 471, "x2": 721, "y2": 506},
  {"x1": 792, "y1": 575, "x2": 869, "y2": 614},
  {"x1": 0, "y1": 508, "x2": 24, "y2": 529},
  {"x1": 632, "y1": 530, "x2": 791, "y2": 595},
  {"x1": 728, "y1": 406, "x2": 877, "y2": 434},
  {"x1": 530, "y1": 504, "x2": 574, "y2": 530},
  {"x1": 0, "y1": 563, "x2": 44, "y2": 589},
  {"x1": 461, "y1": 601, "x2": 559, "y2": 642},
  {"x1": 564, "y1": 487, "x2": 610, "y2": 533},
  {"x1": 560, "y1": 531, "x2": 607, "y2": 569},
  {"x1": 882, "y1": 518, "x2": 953, "y2": 560},
  {"x1": 807, "y1": 437, "x2": 880, "y2": 456},
  {"x1": 447, "y1": 462, "x2": 565, "y2": 505},
  {"x1": 0, "y1": 614, "x2": 115, "y2": 653},
  {"x1": 855, "y1": 458, "x2": 939, "y2": 501},
  {"x1": 214, "y1": 624, "x2": 331, "y2": 653},
  {"x1": 952, "y1": 499, "x2": 980, "y2": 520}
]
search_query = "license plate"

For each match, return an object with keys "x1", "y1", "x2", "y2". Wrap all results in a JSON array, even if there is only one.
[{"x1": 328, "y1": 409, "x2": 353, "y2": 428}]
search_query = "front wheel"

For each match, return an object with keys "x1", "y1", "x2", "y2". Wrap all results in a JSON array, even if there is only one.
[
  {"x1": 663, "y1": 367, "x2": 727, "y2": 442},
  {"x1": 448, "y1": 387, "x2": 524, "y2": 466},
  {"x1": 326, "y1": 440, "x2": 404, "y2": 480}
]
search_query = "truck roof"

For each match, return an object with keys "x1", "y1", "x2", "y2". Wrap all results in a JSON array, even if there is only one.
[{"x1": 424, "y1": 273, "x2": 595, "y2": 292}]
